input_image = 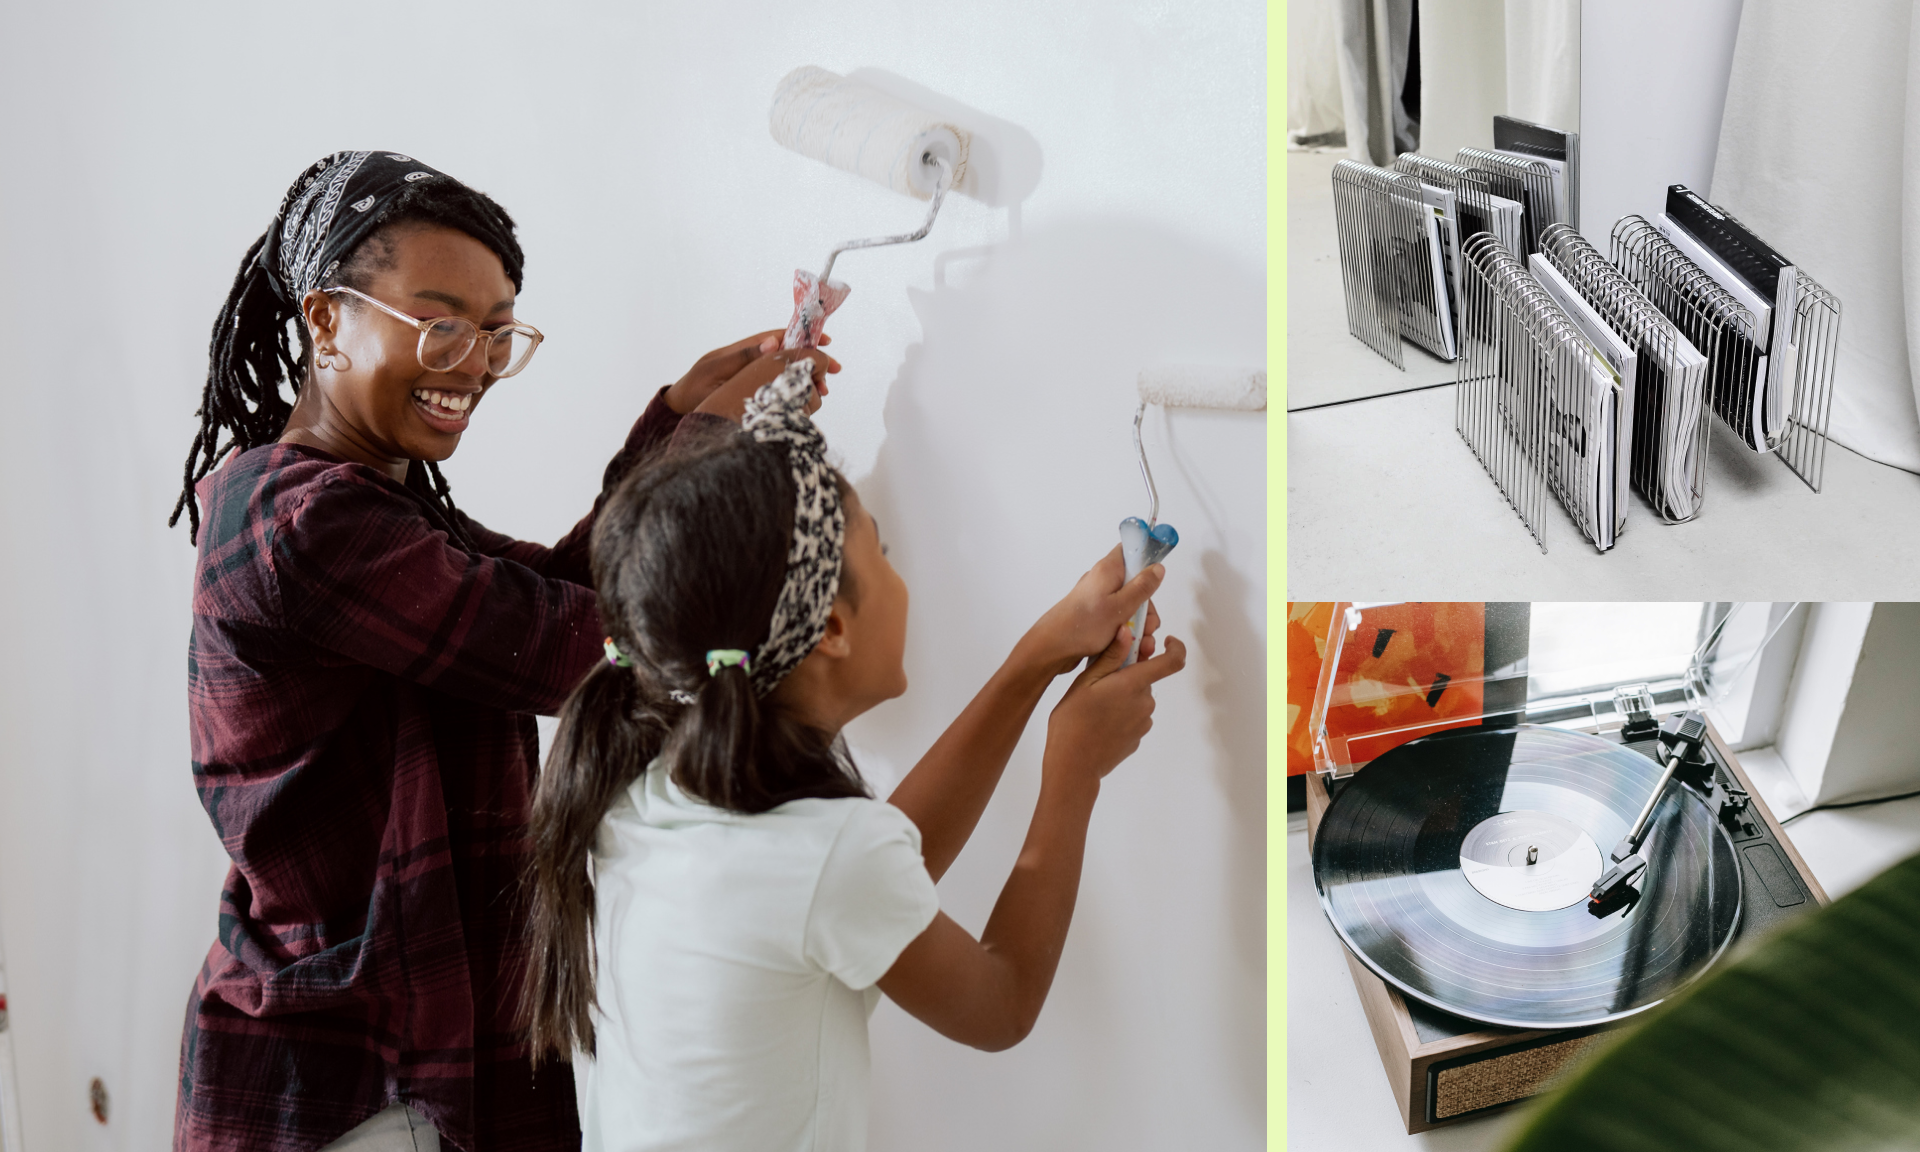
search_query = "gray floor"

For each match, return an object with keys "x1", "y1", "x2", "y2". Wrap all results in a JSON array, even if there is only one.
[
  {"x1": 1286, "y1": 151, "x2": 1920, "y2": 598},
  {"x1": 1286, "y1": 793, "x2": 1920, "y2": 1152}
]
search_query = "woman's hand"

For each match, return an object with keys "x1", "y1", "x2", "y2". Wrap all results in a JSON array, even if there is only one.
[
  {"x1": 1044, "y1": 627, "x2": 1188, "y2": 785},
  {"x1": 663, "y1": 330, "x2": 838, "y2": 416},
  {"x1": 1017, "y1": 547, "x2": 1165, "y2": 678},
  {"x1": 691, "y1": 342, "x2": 841, "y2": 422}
]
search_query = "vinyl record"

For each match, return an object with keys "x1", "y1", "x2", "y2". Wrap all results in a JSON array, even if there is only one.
[{"x1": 1313, "y1": 725, "x2": 1741, "y2": 1029}]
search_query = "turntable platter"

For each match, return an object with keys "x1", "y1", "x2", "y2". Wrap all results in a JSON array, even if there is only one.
[{"x1": 1312, "y1": 726, "x2": 1741, "y2": 1029}]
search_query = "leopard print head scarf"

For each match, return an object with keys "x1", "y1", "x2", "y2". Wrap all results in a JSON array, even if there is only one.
[{"x1": 740, "y1": 361, "x2": 846, "y2": 697}]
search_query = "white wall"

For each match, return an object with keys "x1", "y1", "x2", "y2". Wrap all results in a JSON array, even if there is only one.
[
  {"x1": 1578, "y1": 0, "x2": 1744, "y2": 246},
  {"x1": 1818, "y1": 603, "x2": 1920, "y2": 805},
  {"x1": 1505, "y1": 0, "x2": 1580, "y2": 137},
  {"x1": 1771, "y1": 602, "x2": 1920, "y2": 807},
  {"x1": 1775, "y1": 602, "x2": 1876, "y2": 801},
  {"x1": 0, "y1": 1, "x2": 1265, "y2": 1148}
]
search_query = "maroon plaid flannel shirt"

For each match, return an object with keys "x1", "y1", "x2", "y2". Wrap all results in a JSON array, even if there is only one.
[{"x1": 176, "y1": 391, "x2": 701, "y2": 1152}]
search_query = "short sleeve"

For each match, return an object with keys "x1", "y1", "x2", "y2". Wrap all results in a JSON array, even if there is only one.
[{"x1": 802, "y1": 801, "x2": 940, "y2": 991}]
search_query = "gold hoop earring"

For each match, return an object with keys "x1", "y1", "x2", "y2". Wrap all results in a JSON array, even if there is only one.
[{"x1": 317, "y1": 350, "x2": 351, "y2": 372}]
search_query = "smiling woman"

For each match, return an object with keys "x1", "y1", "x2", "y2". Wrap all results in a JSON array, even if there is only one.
[{"x1": 167, "y1": 151, "x2": 837, "y2": 1152}]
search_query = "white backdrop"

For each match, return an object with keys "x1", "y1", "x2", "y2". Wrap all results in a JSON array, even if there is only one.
[
  {"x1": 1710, "y1": 0, "x2": 1920, "y2": 475},
  {"x1": 0, "y1": 1, "x2": 1266, "y2": 1149},
  {"x1": 1577, "y1": 0, "x2": 1743, "y2": 249}
]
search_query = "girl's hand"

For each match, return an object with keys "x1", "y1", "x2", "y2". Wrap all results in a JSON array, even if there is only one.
[
  {"x1": 1019, "y1": 547, "x2": 1165, "y2": 677},
  {"x1": 1043, "y1": 627, "x2": 1187, "y2": 784},
  {"x1": 664, "y1": 330, "x2": 836, "y2": 415},
  {"x1": 691, "y1": 343, "x2": 842, "y2": 422}
]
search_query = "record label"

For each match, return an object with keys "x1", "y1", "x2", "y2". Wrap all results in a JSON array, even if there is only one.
[
  {"x1": 1312, "y1": 725, "x2": 1741, "y2": 1029},
  {"x1": 1458, "y1": 810, "x2": 1602, "y2": 912}
]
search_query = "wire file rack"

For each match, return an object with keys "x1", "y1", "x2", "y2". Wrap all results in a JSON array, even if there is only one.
[
  {"x1": 1457, "y1": 147, "x2": 1562, "y2": 257},
  {"x1": 1331, "y1": 159, "x2": 1456, "y2": 368},
  {"x1": 1611, "y1": 214, "x2": 1839, "y2": 492}
]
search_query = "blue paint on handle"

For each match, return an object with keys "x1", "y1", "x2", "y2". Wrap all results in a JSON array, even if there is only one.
[{"x1": 1119, "y1": 517, "x2": 1179, "y2": 666}]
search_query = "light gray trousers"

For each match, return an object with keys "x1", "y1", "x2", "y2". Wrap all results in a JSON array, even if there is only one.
[{"x1": 319, "y1": 1104, "x2": 441, "y2": 1151}]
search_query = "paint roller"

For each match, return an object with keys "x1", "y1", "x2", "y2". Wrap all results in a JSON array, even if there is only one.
[
  {"x1": 768, "y1": 66, "x2": 972, "y2": 350},
  {"x1": 1120, "y1": 366, "x2": 1268, "y2": 665}
]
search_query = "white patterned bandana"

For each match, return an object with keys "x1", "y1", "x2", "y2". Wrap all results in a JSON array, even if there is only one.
[{"x1": 742, "y1": 361, "x2": 847, "y2": 697}]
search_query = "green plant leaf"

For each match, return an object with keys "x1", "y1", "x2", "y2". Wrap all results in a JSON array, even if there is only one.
[{"x1": 1501, "y1": 851, "x2": 1920, "y2": 1152}]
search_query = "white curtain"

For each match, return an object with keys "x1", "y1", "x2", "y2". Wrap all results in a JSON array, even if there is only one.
[
  {"x1": 1289, "y1": 0, "x2": 1349, "y2": 147},
  {"x1": 1331, "y1": 0, "x2": 1418, "y2": 165},
  {"x1": 1504, "y1": 0, "x2": 1580, "y2": 133},
  {"x1": 1297, "y1": 0, "x2": 1582, "y2": 168},
  {"x1": 1710, "y1": 0, "x2": 1920, "y2": 473}
]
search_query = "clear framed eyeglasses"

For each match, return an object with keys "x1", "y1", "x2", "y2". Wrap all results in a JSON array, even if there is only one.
[{"x1": 323, "y1": 286, "x2": 544, "y2": 378}]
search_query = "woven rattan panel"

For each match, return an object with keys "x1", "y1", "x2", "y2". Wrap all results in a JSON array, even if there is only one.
[{"x1": 1432, "y1": 1034, "x2": 1602, "y2": 1119}]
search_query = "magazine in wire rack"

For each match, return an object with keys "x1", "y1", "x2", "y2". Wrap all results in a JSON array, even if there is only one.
[
  {"x1": 1537, "y1": 223, "x2": 1709, "y2": 523},
  {"x1": 1391, "y1": 153, "x2": 1496, "y2": 344},
  {"x1": 1457, "y1": 147, "x2": 1563, "y2": 257},
  {"x1": 1455, "y1": 233, "x2": 1627, "y2": 552}
]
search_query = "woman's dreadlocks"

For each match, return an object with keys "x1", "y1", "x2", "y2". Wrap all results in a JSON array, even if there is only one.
[{"x1": 170, "y1": 154, "x2": 525, "y2": 547}]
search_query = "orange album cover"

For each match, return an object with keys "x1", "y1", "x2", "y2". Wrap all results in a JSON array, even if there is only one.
[{"x1": 1286, "y1": 603, "x2": 1487, "y2": 775}]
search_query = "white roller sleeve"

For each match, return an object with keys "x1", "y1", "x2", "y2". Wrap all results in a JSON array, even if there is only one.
[
  {"x1": 769, "y1": 65, "x2": 970, "y2": 199},
  {"x1": 1137, "y1": 366, "x2": 1267, "y2": 410}
]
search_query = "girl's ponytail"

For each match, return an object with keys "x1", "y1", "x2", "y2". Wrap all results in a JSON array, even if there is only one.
[
  {"x1": 669, "y1": 660, "x2": 761, "y2": 812},
  {"x1": 522, "y1": 652, "x2": 663, "y2": 1063}
]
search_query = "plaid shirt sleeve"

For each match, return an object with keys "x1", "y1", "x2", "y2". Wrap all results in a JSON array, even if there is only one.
[
  {"x1": 275, "y1": 388, "x2": 688, "y2": 716},
  {"x1": 274, "y1": 474, "x2": 601, "y2": 716}
]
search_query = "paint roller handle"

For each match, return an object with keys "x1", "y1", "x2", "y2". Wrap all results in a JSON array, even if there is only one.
[
  {"x1": 1122, "y1": 544, "x2": 1151, "y2": 666},
  {"x1": 1125, "y1": 600, "x2": 1151, "y2": 667},
  {"x1": 1118, "y1": 519, "x2": 1177, "y2": 668}
]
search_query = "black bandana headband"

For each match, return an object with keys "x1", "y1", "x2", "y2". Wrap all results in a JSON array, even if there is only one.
[
  {"x1": 740, "y1": 362, "x2": 847, "y2": 697},
  {"x1": 255, "y1": 150, "x2": 524, "y2": 304}
]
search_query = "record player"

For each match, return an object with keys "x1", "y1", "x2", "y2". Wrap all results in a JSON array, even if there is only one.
[{"x1": 1301, "y1": 603, "x2": 1828, "y2": 1133}]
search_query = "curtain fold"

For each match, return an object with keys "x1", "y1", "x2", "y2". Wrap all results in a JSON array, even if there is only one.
[
  {"x1": 1711, "y1": 0, "x2": 1920, "y2": 474},
  {"x1": 1334, "y1": 0, "x2": 1418, "y2": 165}
]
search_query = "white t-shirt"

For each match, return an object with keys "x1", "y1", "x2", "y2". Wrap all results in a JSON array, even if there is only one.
[{"x1": 578, "y1": 762, "x2": 940, "y2": 1152}]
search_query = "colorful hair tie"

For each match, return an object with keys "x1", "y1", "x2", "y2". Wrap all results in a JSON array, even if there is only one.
[
  {"x1": 706, "y1": 649, "x2": 753, "y2": 677},
  {"x1": 604, "y1": 638, "x2": 632, "y2": 668}
]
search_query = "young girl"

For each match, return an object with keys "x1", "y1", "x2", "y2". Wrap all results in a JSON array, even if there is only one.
[{"x1": 523, "y1": 363, "x2": 1188, "y2": 1149}]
